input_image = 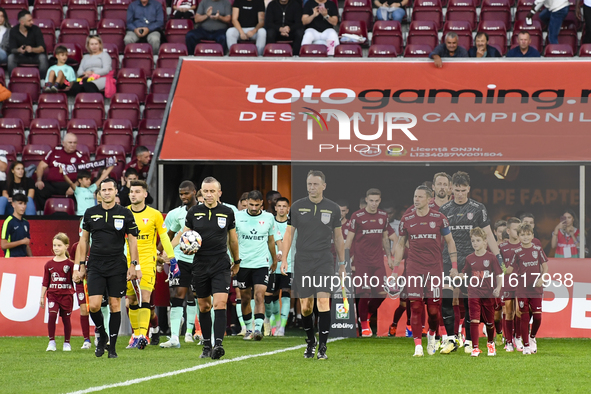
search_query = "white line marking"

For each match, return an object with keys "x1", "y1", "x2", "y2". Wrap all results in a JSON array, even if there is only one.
[{"x1": 66, "y1": 337, "x2": 345, "y2": 394}]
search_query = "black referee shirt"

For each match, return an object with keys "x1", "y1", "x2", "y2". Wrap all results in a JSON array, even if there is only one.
[
  {"x1": 185, "y1": 202, "x2": 236, "y2": 257},
  {"x1": 287, "y1": 197, "x2": 341, "y2": 253},
  {"x1": 83, "y1": 204, "x2": 139, "y2": 261}
]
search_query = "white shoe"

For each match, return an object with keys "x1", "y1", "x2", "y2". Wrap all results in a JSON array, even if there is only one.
[
  {"x1": 275, "y1": 326, "x2": 285, "y2": 337},
  {"x1": 413, "y1": 344, "x2": 424, "y2": 357},
  {"x1": 243, "y1": 330, "x2": 254, "y2": 340},
  {"x1": 426, "y1": 333, "x2": 437, "y2": 355},
  {"x1": 185, "y1": 333, "x2": 194, "y2": 343},
  {"x1": 63, "y1": 343, "x2": 72, "y2": 352},
  {"x1": 506, "y1": 342, "x2": 515, "y2": 352},
  {"x1": 514, "y1": 337, "x2": 524, "y2": 352},
  {"x1": 523, "y1": 346, "x2": 531, "y2": 355},
  {"x1": 487, "y1": 342, "x2": 496, "y2": 356},
  {"x1": 440, "y1": 337, "x2": 458, "y2": 354},
  {"x1": 263, "y1": 318, "x2": 271, "y2": 337},
  {"x1": 529, "y1": 337, "x2": 537, "y2": 354},
  {"x1": 159, "y1": 337, "x2": 180, "y2": 348},
  {"x1": 237, "y1": 326, "x2": 246, "y2": 336},
  {"x1": 470, "y1": 348, "x2": 482, "y2": 357},
  {"x1": 464, "y1": 340, "x2": 473, "y2": 354},
  {"x1": 81, "y1": 340, "x2": 92, "y2": 349},
  {"x1": 46, "y1": 340, "x2": 56, "y2": 352}
]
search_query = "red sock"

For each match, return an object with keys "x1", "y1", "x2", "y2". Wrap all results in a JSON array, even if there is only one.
[
  {"x1": 506, "y1": 320, "x2": 514, "y2": 342},
  {"x1": 360, "y1": 320, "x2": 370, "y2": 331},
  {"x1": 521, "y1": 312, "x2": 530, "y2": 346},
  {"x1": 515, "y1": 316, "x2": 522, "y2": 338},
  {"x1": 48, "y1": 313, "x2": 57, "y2": 341},
  {"x1": 80, "y1": 314, "x2": 90, "y2": 340},
  {"x1": 531, "y1": 313, "x2": 542, "y2": 337},
  {"x1": 502, "y1": 313, "x2": 506, "y2": 340},
  {"x1": 470, "y1": 322, "x2": 479, "y2": 349},
  {"x1": 358, "y1": 298, "x2": 370, "y2": 322},
  {"x1": 410, "y1": 301, "x2": 424, "y2": 343},
  {"x1": 62, "y1": 314, "x2": 72, "y2": 343},
  {"x1": 453, "y1": 305, "x2": 461, "y2": 336}
]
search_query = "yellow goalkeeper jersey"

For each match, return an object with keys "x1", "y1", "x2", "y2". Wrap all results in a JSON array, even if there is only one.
[{"x1": 126, "y1": 205, "x2": 175, "y2": 265}]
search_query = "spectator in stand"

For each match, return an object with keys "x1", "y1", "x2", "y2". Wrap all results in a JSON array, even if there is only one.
[
  {"x1": 265, "y1": 0, "x2": 304, "y2": 55},
  {"x1": 68, "y1": 36, "x2": 112, "y2": 95},
  {"x1": 0, "y1": 8, "x2": 11, "y2": 64},
  {"x1": 301, "y1": 0, "x2": 339, "y2": 56},
  {"x1": 44, "y1": 45, "x2": 77, "y2": 92},
  {"x1": 125, "y1": 0, "x2": 164, "y2": 54},
  {"x1": 576, "y1": 0, "x2": 591, "y2": 44},
  {"x1": 0, "y1": 161, "x2": 36, "y2": 216},
  {"x1": 468, "y1": 32, "x2": 502, "y2": 58},
  {"x1": 526, "y1": 0, "x2": 569, "y2": 45},
  {"x1": 429, "y1": 32, "x2": 468, "y2": 68},
  {"x1": 7, "y1": 10, "x2": 47, "y2": 78},
  {"x1": 226, "y1": 0, "x2": 266, "y2": 56},
  {"x1": 34, "y1": 133, "x2": 87, "y2": 212},
  {"x1": 172, "y1": 0, "x2": 197, "y2": 19},
  {"x1": 62, "y1": 167, "x2": 113, "y2": 216},
  {"x1": 506, "y1": 31, "x2": 541, "y2": 57},
  {"x1": 118, "y1": 168, "x2": 154, "y2": 206},
  {"x1": 1, "y1": 193, "x2": 32, "y2": 257},
  {"x1": 186, "y1": 0, "x2": 232, "y2": 55},
  {"x1": 0, "y1": 151, "x2": 6, "y2": 182},
  {"x1": 551, "y1": 209, "x2": 580, "y2": 258},
  {"x1": 374, "y1": 0, "x2": 408, "y2": 22},
  {"x1": 124, "y1": 146, "x2": 151, "y2": 181}
]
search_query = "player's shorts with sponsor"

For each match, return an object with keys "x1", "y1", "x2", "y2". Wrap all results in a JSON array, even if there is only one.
[
  {"x1": 517, "y1": 292, "x2": 543, "y2": 314},
  {"x1": 75, "y1": 282, "x2": 86, "y2": 305},
  {"x1": 267, "y1": 272, "x2": 292, "y2": 293},
  {"x1": 467, "y1": 296, "x2": 495, "y2": 323},
  {"x1": 353, "y1": 262, "x2": 387, "y2": 297},
  {"x1": 192, "y1": 253, "x2": 232, "y2": 299},
  {"x1": 86, "y1": 256, "x2": 128, "y2": 298},
  {"x1": 236, "y1": 267, "x2": 269, "y2": 289},
  {"x1": 47, "y1": 293, "x2": 74, "y2": 315},
  {"x1": 404, "y1": 263, "x2": 442, "y2": 304},
  {"x1": 169, "y1": 260, "x2": 199, "y2": 289},
  {"x1": 127, "y1": 263, "x2": 157, "y2": 295},
  {"x1": 293, "y1": 250, "x2": 335, "y2": 299}
]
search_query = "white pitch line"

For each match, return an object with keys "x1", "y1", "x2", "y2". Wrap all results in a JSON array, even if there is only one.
[{"x1": 66, "y1": 337, "x2": 345, "y2": 394}]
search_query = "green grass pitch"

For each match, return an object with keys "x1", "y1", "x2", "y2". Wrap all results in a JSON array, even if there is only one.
[{"x1": 1, "y1": 334, "x2": 589, "y2": 394}]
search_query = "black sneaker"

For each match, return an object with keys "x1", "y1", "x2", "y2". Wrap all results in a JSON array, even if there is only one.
[
  {"x1": 317, "y1": 344, "x2": 327, "y2": 360},
  {"x1": 150, "y1": 332, "x2": 160, "y2": 346},
  {"x1": 95, "y1": 333, "x2": 107, "y2": 357},
  {"x1": 200, "y1": 346, "x2": 212, "y2": 358},
  {"x1": 211, "y1": 345, "x2": 225, "y2": 360},
  {"x1": 137, "y1": 335, "x2": 148, "y2": 350},
  {"x1": 108, "y1": 349, "x2": 118, "y2": 358},
  {"x1": 304, "y1": 339, "x2": 316, "y2": 359}
]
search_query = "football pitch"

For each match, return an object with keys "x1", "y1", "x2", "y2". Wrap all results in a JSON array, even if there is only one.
[{"x1": 1, "y1": 335, "x2": 589, "y2": 394}]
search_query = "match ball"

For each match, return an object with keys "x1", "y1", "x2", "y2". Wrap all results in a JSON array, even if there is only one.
[{"x1": 180, "y1": 230, "x2": 202, "y2": 254}]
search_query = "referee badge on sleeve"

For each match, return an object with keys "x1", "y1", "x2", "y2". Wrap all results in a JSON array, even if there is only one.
[
  {"x1": 114, "y1": 219, "x2": 124, "y2": 230},
  {"x1": 321, "y1": 212, "x2": 331, "y2": 224},
  {"x1": 218, "y1": 217, "x2": 227, "y2": 228}
]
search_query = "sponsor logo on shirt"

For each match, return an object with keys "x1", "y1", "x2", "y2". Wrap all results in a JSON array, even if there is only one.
[
  {"x1": 410, "y1": 234, "x2": 437, "y2": 240},
  {"x1": 114, "y1": 219, "x2": 124, "y2": 230},
  {"x1": 449, "y1": 225, "x2": 473, "y2": 230},
  {"x1": 362, "y1": 229, "x2": 382, "y2": 235}
]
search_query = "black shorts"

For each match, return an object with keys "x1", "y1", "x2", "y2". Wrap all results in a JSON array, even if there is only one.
[
  {"x1": 266, "y1": 272, "x2": 292, "y2": 293},
  {"x1": 293, "y1": 250, "x2": 335, "y2": 299},
  {"x1": 192, "y1": 253, "x2": 232, "y2": 299},
  {"x1": 87, "y1": 269, "x2": 127, "y2": 298},
  {"x1": 236, "y1": 267, "x2": 269, "y2": 289},
  {"x1": 169, "y1": 260, "x2": 198, "y2": 289}
]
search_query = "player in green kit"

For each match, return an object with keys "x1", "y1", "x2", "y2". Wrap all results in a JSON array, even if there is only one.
[{"x1": 235, "y1": 190, "x2": 279, "y2": 341}]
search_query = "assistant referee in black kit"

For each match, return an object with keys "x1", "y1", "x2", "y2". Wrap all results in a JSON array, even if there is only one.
[
  {"x1": 75, "y1": 178, "x2": 140, "y2": 359},
  {"x1": 182, "y1": 176, "x2": 239, "y2": 360},
  {"x1": 280, "y1": 170, "x2": 345, "y2": 360}
]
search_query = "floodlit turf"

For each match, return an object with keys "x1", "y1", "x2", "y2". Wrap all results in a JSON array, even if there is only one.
[{"x1": 1, "y1": 334, "x2": 590, "y2": 394}]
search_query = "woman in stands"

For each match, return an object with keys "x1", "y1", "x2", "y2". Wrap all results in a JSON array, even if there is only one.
[
  {"x1": 0, "y1": 161, "x2": 36, "y2": 215},
  {"x1": 68, "y1": 35, "x2": 112, "y2": 95},
  {"x1": 0, "y1": 8, "x2": 10, "y2": 64}
]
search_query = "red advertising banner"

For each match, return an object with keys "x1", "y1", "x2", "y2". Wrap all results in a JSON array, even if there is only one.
[{"x1": 161, "y1": 59, "x2": 591, "y2": 163}]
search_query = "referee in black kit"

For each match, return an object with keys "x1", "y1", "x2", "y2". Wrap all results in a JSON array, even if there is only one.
[
  {"x1": 182, "y1": 176, "x2": 240, "y2": 360},
  {"x1": 280, "y1": 170, "x2": 345, "y2": 360},
  {"x1": 75, "y1": 178, "x2": 140, "y2": 359}
]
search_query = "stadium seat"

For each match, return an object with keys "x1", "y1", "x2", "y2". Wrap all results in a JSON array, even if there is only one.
[
  {"x1": 194, "y1": 43, "x2": 224, "y2": 56},
  {"x1": 36, "y1": 93, "x2": 69, "y2": 129},
  {"x1": 36, "y1": 19, "x2": 56, "y2": 54},
  {"x1": 446, "y1": 0, "x2": 477, "y2": 31},
  {"x1": 138, "y1": 118, "x2": 161, "y2": 135},
  {"x1": 66, "y1": 0, "x2": 99, "y2": 30},
  {"x1": 545, "y1": 23, "x2": 578, "y2": 54},
  {"x1": 122, "y1": 43, "x2": 154, "y2": 76},
  {"x1": 98, "y1": 19, "x2": 127, "y2": 53},
  {"x1": 102, "y1": 43, "x2": 120, "y2": 75},
  {"x1": 72, "y1": 93, "x2": 105, "y2": 127},
  {"x1": 107, "y1": 93, "x2": 141, "y2": 128},
  {"x1": 96, "y1": 144, "x2": 126, "y2": 178},
  {"x1": 144, "y1": 93, "x2": 168, "y2": 119},
  {"x1": 344, "y1": 0, "x2": 372, "y2": 10},
  {"x1": 0, "y1": 144, "x2": 17, "y2": 163},
  {"x1": 58, "y1": 19, "x2": 91, "y2": 50},
  {"x1": 2, "y1": 0, "x2": 29, "y2": 26},
  {"x1": 136, "y1": 130, "x2": 159, "y2": 147},
  {"x1": 157, "y1": 43, "x2": 188, "y2": 68},
  {"x1": 512, "y1": 19, "x2": 543, "y2": 38},
  {"x1": 338, "y1": 20, "x2": 368, "y2": 46},
  {"x1": 371, "y1": 21, "x2": 403, "y2": 55},
  {"x1": 101, "y1": 119, "x2": 134, "y2": 153},
  {"x1": 150, "y1": 68, "x2": 175, "y2": 94},
  {"x1": 263, "y1": 43, "x2": 293, "y2": 57},
  {"x1": 368, "y1": 44, "x2": 398, "y2": 57},
  {"x1": 116, "y1": 68, "x2": 148, "y2": 103},
  {"x1": 411, "y1": 0, "x2": 443, "y2": 31},
  {"x1": 67, "y1": 119, "x2": 99, "y2": 152},
  {"x1": 57, "y1": 43, "x2": 84, "y2": 68},
  {"x1": 299, "y1": 44, "x2": 328, "y2": 57},
  {"x1": 544, "y1": 44, "x2": 574, "y2": 57},
  {"x1": 404, "y1": 44, "x2": 432, "y2": 57},
  {"x1": 9, "y1": 67, "x2": 41, "y2": 103},
  {"x1": 579, "y1": 43, "x2": 591, "y2": 56},
  {"x1": 480, "y1": 0, "x2": 511, "y2": 30},
  {"x1": 44, "y1": 197, "x2": 76, "y2": 216},
  {"x1": 165, "y1": 19, "x2": 194, "y2": 44},
  {"x1": 342, "y1": 0, "x2": 374, "y2": 30},
  {"x1": 33, "y1": 0, "x2": 63, "y2": 28},
  {"x1": 28, "y1": 123, "x2": 61, "y2": 148},
  {"x1": 101, "y1": 0, "x2": 132, "y2": 22},
  {"x1": 407, "y1": 33, "x2": 438, "y2": 49},
  {"x1": 2, "y1": 92, "x2": 33, "y2": 128},
  {"x1": 229, "y1": 43, "x2": 258, "y2": 57},
  {"x1": 334, "y1": 44, "x2": 363, "y2": 57},
  {"x1": 22, "y1": 144, "x2": 51, "y2": 169},
  {"x1": 0, "y1": 118, "x2": 25, "y2": 153},
  {"x1": 408, "y1": 21, "x2": 438, "y2": 48}
]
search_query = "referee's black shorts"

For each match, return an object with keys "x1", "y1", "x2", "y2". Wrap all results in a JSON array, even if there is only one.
[
  {"x1": 192, "y1": 253, "x2": 232, "y2": 299},
  {"x1": 86, "y1": 257, "x2": 127, "y2": 298},
  {"x1": 293, "y1": 250, "x2": 335, "y2": 299}
]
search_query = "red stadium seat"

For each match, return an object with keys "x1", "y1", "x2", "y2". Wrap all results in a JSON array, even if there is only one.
[
  {"x1": 263, "y1": 43, "x2": 293, "y2": 57},
  {"x1": 544, "y1": 44, "x2": 574, "y2": 57},
  {"x1": 107, "y1": 93, "x2": 141, "y2": 128},
  {"x1": 29, "y1": 130, "x2": 61, "y2": 148},
  {"x1": 334, "y1": 44, "x2": 363, "y2": 57},
  {"x1": 165, "y1": 19, "x2": 194, "y2": 44},
  {"x1": 0, "y1": 144, "x2": 17, "y2": 163},
  {"x1": 98, "y1": 19, "x2": 126, "y2": 53},
  {"x1": 138, "y1": 118, "x2": 161, "y2": 134},
  {"x1": 443, "y1": 20, "x2": 473, "y2": 35},
  {"x1": 44, "y1": 197, "x2": 76, "y2": 216},
  {"x1": 0, "y1": 118, "x2": 25, "y2": 153},
  {"x1": 67, "y1": 119, "x2": 99, "y2": 152},
  {"x1": 407, "y1": 34, "x2": 438, "y2": 49},
  {"x1": 56, "y1": 43, "x2": 84, "y2": 67},
  {"x1": 545, "y1": 23, "x2": 578, "y2": 54},
  {"x1": 72, "y1": 93, "x2": 105, "y2": 126},
  {"x1": 368, "y1": 44, "x2": 398, "y2": 57},
  {"x1": 36, "y1": 19, "x2": 56, "y2": 54},
  {"x1": 101, "y1": 0, "x2": 132, "y2": 22},
  {"x1": 9, "y1": 67, "x2": 41, "y2": 103},
  {"x1": 157, "y1": 43, "x2": 188, "y2": 68},
  {"x1": 342, "y1": 0, "x2": 373, "y2": 29},
  {"x1": 66, "y1": 0, "x2": 98, "y2": 29},
  {"x1": 299, "y1": 44, "x2": 328, "y2": 57},
  {"x1": 229, "y1": 43, "x2": 258, "y2": 57},
  {"x1": 404, "y1": 44, "x2": 432, "y2": 57},
  {"x1": 58, "y1": 19, "x2": 91, "y2": 50},
  {"x1": 33, "y1": 0, "x2": 63, "y2": 28},
  {"x1": 339, "y1": 20, "x2": 368, "y2": 46},
  {"x1": 194, "y1": 43, "x2": 224, "y2": 56},
  {"x1": 101, "y1": 119, "x2": 134, "y2": 153},
  {"x1": 96, "y1": 144, "x2": 126, "y2": 178},
  {"x1": 102, "y1": 43, "x2": 120, "y2": 74},
  {"x1": 22, "y1": 144, "x2": 52, "y2": 168},
  {"x1": 480, "y1": 0, "x2": 511, "y2": 30},
  {"x1": 30, "y1": 118, "x2": 61, "y2": 135},
  {"x1": 116, "y1": 68, "x2": 148, "y2": 103},
  {"x1": 122, "y1": 43, "x2": 154, "y2": 76},
  {"x1": 408, "y1": 21, "x2": 438, "y2": 49},
  {"x1": 1, "y1": 0, "x2": 28, "y2": 26},
  {"x1": 2, "y1": 93, "x2": 33, "y2": 128},
  {"x1": 512, "y1": 19, "x2": 543, "y2": 38},
  {"x1": 36, "y1": 93, "x2": 69, "y2": 129},
  {"x1": 150, "y1": 68, "x2": 175, "y2": 94},
  {"x1": 144, "y1": 93, "x2": 168, "y2": 120},
  {"x1": 372, "y1": 20, "x2": 403, "y2": 54},
  {"x1": 579, "y1": 43, "x2": 591, "y2": 56},
  {"x1": 136, "y1": 133, "x2": 158, "y2": 147},
  {"x1": 446, "y1": 0, "x2": 477, "y2": 31},
  {"x1": 411, "y1": 0, "x2": 443, "y2": 31},
  {"x1": 344, "y1": 0, "x2": 372, "y2": 9}
]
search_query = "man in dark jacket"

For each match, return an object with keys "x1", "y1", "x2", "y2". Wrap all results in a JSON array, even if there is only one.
[
  {"x1": 468, "y1": 32, "x2": 502, "y2": 58},
  {"x1": 265, "y1": 0, "x2": 304, "y2": 55},
  {"x1": 8, "y1": 10, "x2": 47, "y2": 78}
]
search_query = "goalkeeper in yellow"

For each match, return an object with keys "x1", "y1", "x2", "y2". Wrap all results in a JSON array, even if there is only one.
[{"x1": 125, "y1": 180, "x2": 178, "y2": 349}]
